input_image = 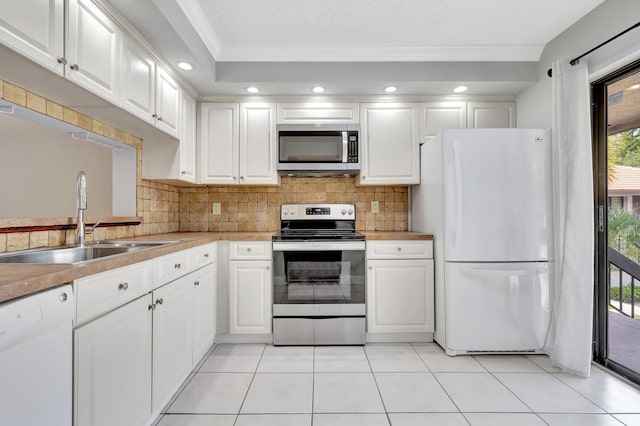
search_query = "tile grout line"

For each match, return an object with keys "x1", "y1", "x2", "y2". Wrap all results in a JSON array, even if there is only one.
[
  {"x1": 231, "y1": 343, "x2": 268, "y2": 425},
  {"x1": 363, "y1": 344, "x2": 393, "y2": 425}
]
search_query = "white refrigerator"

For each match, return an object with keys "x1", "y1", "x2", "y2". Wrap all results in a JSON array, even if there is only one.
[{"x1": 411, "y1": 128, "x2": 553, "y2": 355}]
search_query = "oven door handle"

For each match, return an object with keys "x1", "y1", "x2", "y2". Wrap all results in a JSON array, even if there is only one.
[{"x1": 273, "y1": 241, "x2": 366, "y2": 251}]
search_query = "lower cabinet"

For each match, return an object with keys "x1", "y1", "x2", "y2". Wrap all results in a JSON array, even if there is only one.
[
  {"x1": 366, "y1": 240, "x2": 435, "y2": 336},
  {"x1": 74, "y1": 294, "x2": 153, "y2": 426},
  {"x1": 229, "y1": 260, "x2": 272, "y2": 334},
  {"x1": 74, "y1": 246, "x2": 217, "y2": 426}
]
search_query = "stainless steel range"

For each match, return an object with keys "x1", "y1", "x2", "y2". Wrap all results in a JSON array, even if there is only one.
[{"x1": 272, "y1": 203, "x2": 366, "y2": 345}]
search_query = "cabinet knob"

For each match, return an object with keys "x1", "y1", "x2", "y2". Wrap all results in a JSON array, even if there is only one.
[
  {"x1": 57, "y1": 57, "x2": 67, "y2": 65},
  {"x1": 181, "y1": 171, "x2": 187, "y2": 175},
  {"x1": 156, "y1": 298, "x2": 164, "y2": 305},
  {"x1": 152, "y1": 113, "x2": 158, "y2": 118},
  {"x1": 204, "y1": 253, "x2": 209, "y2": 258},
  {"x1": 369, "y1": 266, "x2": 373, "y2": 270},
  {"x1": 397, "y1": 247, "x2": 402, "y2": 252},
  {"x1": 246, "y1": 248, "x2": 252, "y2": 253},
  {"x1": 240, "y1": 176, "x2": 244, "y2": 180},
  {"x1": 232, "y1": 176, "x2": 237, "y2": 180},
  {"x1": 266, "y1": 266, "x2": 270, "y2": 270},
  {"x1": 157, "y1": 116, "x2": 164, "y2": 122},
  {"x1": 148, "y1": 304, "x2": 156, "y2": 311},
  {"x1": 59, "y1": 292, "x2": 68, "y2": 302},
  {"x1": 174, "y1": 263, "x2": 181, "y2": 269},
  {"x1": 194, "y1": 280, "x2": 200, "y2": 286},
  {"x1": 70, "y1": 64, "x2": 79, "y2": 71},
  {"x1": 118, "y1": 282, "x2": 129, "y2": 291}
]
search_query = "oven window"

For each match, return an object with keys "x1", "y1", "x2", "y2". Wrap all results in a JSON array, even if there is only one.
[
  {"x1": 273, "y1": 250, "x2": 365, "y2": 304},
  {"x1": 279, "y1": 133, "x2": 342, "y2": 162}
]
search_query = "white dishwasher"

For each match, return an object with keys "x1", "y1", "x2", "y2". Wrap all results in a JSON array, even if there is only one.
[{"x1": 0, "y1": 284, "x2": 74, "y2": 426}]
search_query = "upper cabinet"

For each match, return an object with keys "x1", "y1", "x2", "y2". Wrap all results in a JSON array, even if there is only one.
[
  {"x1": 120, "y1": 36, "x2": 155, "y2": 124},
  {"x1": 154, "y1": 67, "x2": 181, "y2": 138},
  {"x1": 66, "y1": 0, "x2": 121, "y2": 104},
  {"x1": 467, "y1": 101, "x2": 516, "y2": 128},
  {"x1": 277, "y1": 103, "x2": 359, "y2": 124},
  {"x1": 199, "y1": 102, "x2": 279, "y2": 186},
  {"x1": 0, "y1": 0, "x2": 65, "y2": 75},
  {"x1": 419, "y1": 102, "x2": 467, "y2": 144},
  {"x1": 358, "y1": 103, "x2": 420, "y2": 186}
]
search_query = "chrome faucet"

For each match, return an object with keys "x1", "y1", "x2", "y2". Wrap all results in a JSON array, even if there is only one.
[{"x1": 76, "y1": 171, "x2": 88, "y2": 247}]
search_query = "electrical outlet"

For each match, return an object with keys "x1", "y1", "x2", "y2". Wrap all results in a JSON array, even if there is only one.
[
  {"x1": 212, "y1": 202, "x2": 221, "y2": 215},
  {"x1": 371, "y1": 201, "x2": 380, "y2": 213}
]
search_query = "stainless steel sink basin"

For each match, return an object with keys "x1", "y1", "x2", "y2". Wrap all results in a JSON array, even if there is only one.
[{"x1": 0, "y1": 240, "x2": 180, "y2": 264}]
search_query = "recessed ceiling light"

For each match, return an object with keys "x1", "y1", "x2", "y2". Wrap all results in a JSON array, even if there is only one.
[
  {"x1": 453, "y1": 85, "x2": 469, "y2": 93},
  {"x1": 246, "y1": 86, "x2": 260, "y2": 93},
  {"x1": 177, "y1": 61, "x2": 193, "y2": 71},
  {"x1": 629, "y1": 84, "x2": 640, "y2": 90},
  {"x1": 384, "y1": 86, "x2": 397, "y2": 93},
  {"x1": 312, "y1": 86, "x2": 325, "y2": 93}
]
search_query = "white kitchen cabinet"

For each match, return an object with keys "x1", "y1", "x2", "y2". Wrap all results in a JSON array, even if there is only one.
[
  {"x1": 467, "y1": 101, "x2": 516, "y2": 128},
  {"x1": 239, "y1": 103, "x2": 279, "y2": 185},
  {"x1": 120, "y1": 36, "x2": 156, "y2": 124},
  {"x1": 366, "y1": 240, "x2": 434, "y2": 336},
  {"x1": 0, "y1": 0, "x2": 65, "y2": 75},
  {"x1": 199, "y1": 102, "x2": 240, "y2": 184},
  {"x1": 154, "y1": 66, "x2": 181, "y2": 138},
  {"x1": 191, "y1": 263, "x2": 217, "y2": 362},
  {"x1": 419, "y1": 102, "x2": 467, "y2": 143},
  {"x1": 199, "y1": 103, "x2": 278, "y2": 185},
  {"x1": 276, "y1": 103, "x2": 359, "y2": 124},
  {"x1": 229, "y1": 241, "x2": 272, "y2": 334},
  {"x1": 66, "y1": 0, "x2": 121, "y2": 103},
  {"x1": 152, "y1": 275, "x2": 193, "y2": 411},
  {"x1": 179, "y1": 91, "x2": 197, "y2": 182},
  {"x1": 74, "y1": 294, "x2": 152, "y2": 426},
  {"x1": 358, "y1": 103, "x2": 420, "y2": 185}
]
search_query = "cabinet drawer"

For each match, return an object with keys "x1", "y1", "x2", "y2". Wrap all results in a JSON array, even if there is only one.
[
  {"x1": 229, "y1": 241, "x2": 272, "y2": 260},
  {"x1": 190, "y1": 242, "x2": 217, "y2": 270},
  {"x1": 366, "y1": 240, "x2": 433, "y2": 259},
  {"x1": 75, "y1": 261, "x2": 152, "y2": 324},
  {"x1": 153, "y1": 249, "x2": 192, "y2": 288}
]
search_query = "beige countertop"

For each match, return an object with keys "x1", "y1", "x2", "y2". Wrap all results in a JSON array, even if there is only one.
[{"x1": 0, "y1": 231, "x2": 433, "y2": 304}]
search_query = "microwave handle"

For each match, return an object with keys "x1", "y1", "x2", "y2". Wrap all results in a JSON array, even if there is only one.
[{"x1": 342, "y1": 131, "x2": 348, "y2": 163}]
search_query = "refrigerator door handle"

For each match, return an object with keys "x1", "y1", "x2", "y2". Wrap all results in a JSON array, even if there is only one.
[
  {"x1": 451, "y1": 141, "x2": 463, "y2": 250},
  {"x1": 460, "y1": 267, "x2": 546, "y2": 277}
]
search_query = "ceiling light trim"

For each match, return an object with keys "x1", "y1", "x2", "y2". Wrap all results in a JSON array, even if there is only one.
[
  {"x1": 215, "y1": 45, "x2": 544, "y2": 62},
  {"x1": 175, "y1": 0, "x2": 222, "y2": 58}
]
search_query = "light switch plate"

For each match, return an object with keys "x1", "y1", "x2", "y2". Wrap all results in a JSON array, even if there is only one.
[
  {"x1": 212, "y1": 202, "x2": 221, "y2": 215},
  {"x1": 371, "y1": 201, "x2": 379, "y2": 213}
]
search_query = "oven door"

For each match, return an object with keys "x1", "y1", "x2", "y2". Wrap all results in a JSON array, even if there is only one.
[{"x1": 272, "y1": 241, "x2": 365, "y2": 316}]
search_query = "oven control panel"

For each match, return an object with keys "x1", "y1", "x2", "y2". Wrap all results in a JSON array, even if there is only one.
[{"x1": 281, "y1": 204, "x2": 356, "y2": 220}]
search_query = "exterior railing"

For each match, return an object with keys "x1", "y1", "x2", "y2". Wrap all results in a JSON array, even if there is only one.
[{"x1": 608, "y1": 247, "x2": 639, "y2": 319}]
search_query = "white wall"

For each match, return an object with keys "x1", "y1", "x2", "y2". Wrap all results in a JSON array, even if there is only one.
[{"x1": 517, "y1": 0, "x2": 640, "y2": 128}]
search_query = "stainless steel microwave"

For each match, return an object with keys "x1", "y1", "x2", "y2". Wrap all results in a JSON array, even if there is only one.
[{"x1": 276, "y1": 124, "x2": 360, "y2": 175}]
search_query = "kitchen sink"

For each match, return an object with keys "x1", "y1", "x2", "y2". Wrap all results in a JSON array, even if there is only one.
[{"x1": 0, "y1": 240, "x2": 180, "y2": 264}]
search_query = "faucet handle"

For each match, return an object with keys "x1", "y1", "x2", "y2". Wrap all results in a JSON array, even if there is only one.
[{"x1": 86, "y1": 219, "x2": 103, "y2": 234}]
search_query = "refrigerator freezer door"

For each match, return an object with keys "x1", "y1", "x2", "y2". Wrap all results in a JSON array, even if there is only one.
[
  {"x1": 444, "y1": 262, "x2": 551, "y2": 354},
  {"x1": 443, "y1": 129, "x2": 553, "y2": 262}
]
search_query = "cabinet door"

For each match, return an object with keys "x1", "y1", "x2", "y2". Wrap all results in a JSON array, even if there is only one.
[
  {"x1": 419, "y1": 102, "x2": 467, "y2": 143},
  {"x1": 0, "y1": 0, "x2": 64, "y2": 74},
  {"x1": 367, "y1": 259, "x2": 434, "y2": 333},
  {"x1": 66, "y1": 0, "x2": 120, "y2": 103},
  {"x1": 467, "y1": 102, "x2": 516, "y2": 128},
  {"x1": 191, "y1": 264, "x2": 217, "y2": 362},
  {"x1": 358, "y1": 103, "x2": 420, "y2": 185},
  {"x1": 155, "y1": 66, "x2": 181, "y2": 138},
  {"x1": 179, "y1": 91, "x2": 197, "y2": 182},
  {"x1": 240, "y1": 103, "x2": 279, "y2": 185},
  {"x1": 74, "y1": 294, "x2": 152, "y2": 426},
  {"x1": 120, "y1": 36, "x2": 155, "y2": 124},
  {"x1": 229, "y1": 260, "x2": 272, "y2": 334},
  {"x1": 152, "y1": 277, "x2": 192, "y2": 411},
  {"x1": 198, "y1": 103, "x2": 239, "y2": 184}
]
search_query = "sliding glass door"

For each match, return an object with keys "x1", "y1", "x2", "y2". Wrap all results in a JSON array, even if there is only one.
[{"x1": 593, "y1": 59, "x2": 640, "y2": 384}]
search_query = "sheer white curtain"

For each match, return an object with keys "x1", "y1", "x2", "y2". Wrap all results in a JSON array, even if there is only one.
[{"x1": 545, "y1": 59, "x2": 594, "y2": 377}]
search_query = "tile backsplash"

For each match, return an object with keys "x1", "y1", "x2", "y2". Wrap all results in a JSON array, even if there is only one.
[
  {"x1": 179, "y1": 178, "x2": 408, "y2": 232},
  {"x1": 0, "y1": 80, "x2": 408, "y2": 253}
]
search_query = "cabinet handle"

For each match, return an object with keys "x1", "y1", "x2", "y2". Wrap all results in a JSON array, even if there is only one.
[
  {"x1": 204, "y1": 253, "x2": 209, "y2": 258},
  {"x1": 57, "y1": 57, "x2": 67, "y2": 65},
  {"x1": 70, "y1": 64, "x2": 79, "y2": 71},
  {"x1": 118, "y1": 282, "x2": 129, "y2": 291},
  {"x1": 156, "y1": 298, "x2": 164, "y2": 305},
  {"x1": 174, "y1": 263, "x2": 181, "y2": 269},
  {"x1": 181, "y1": 171, "x2": 187, "y2": 175},
  {"x1": 148, "y1": 304, "x2": 156, "y2": 311},
  {"x1": 194, "y1": 281, "x2": 200, "y2": 286}
]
